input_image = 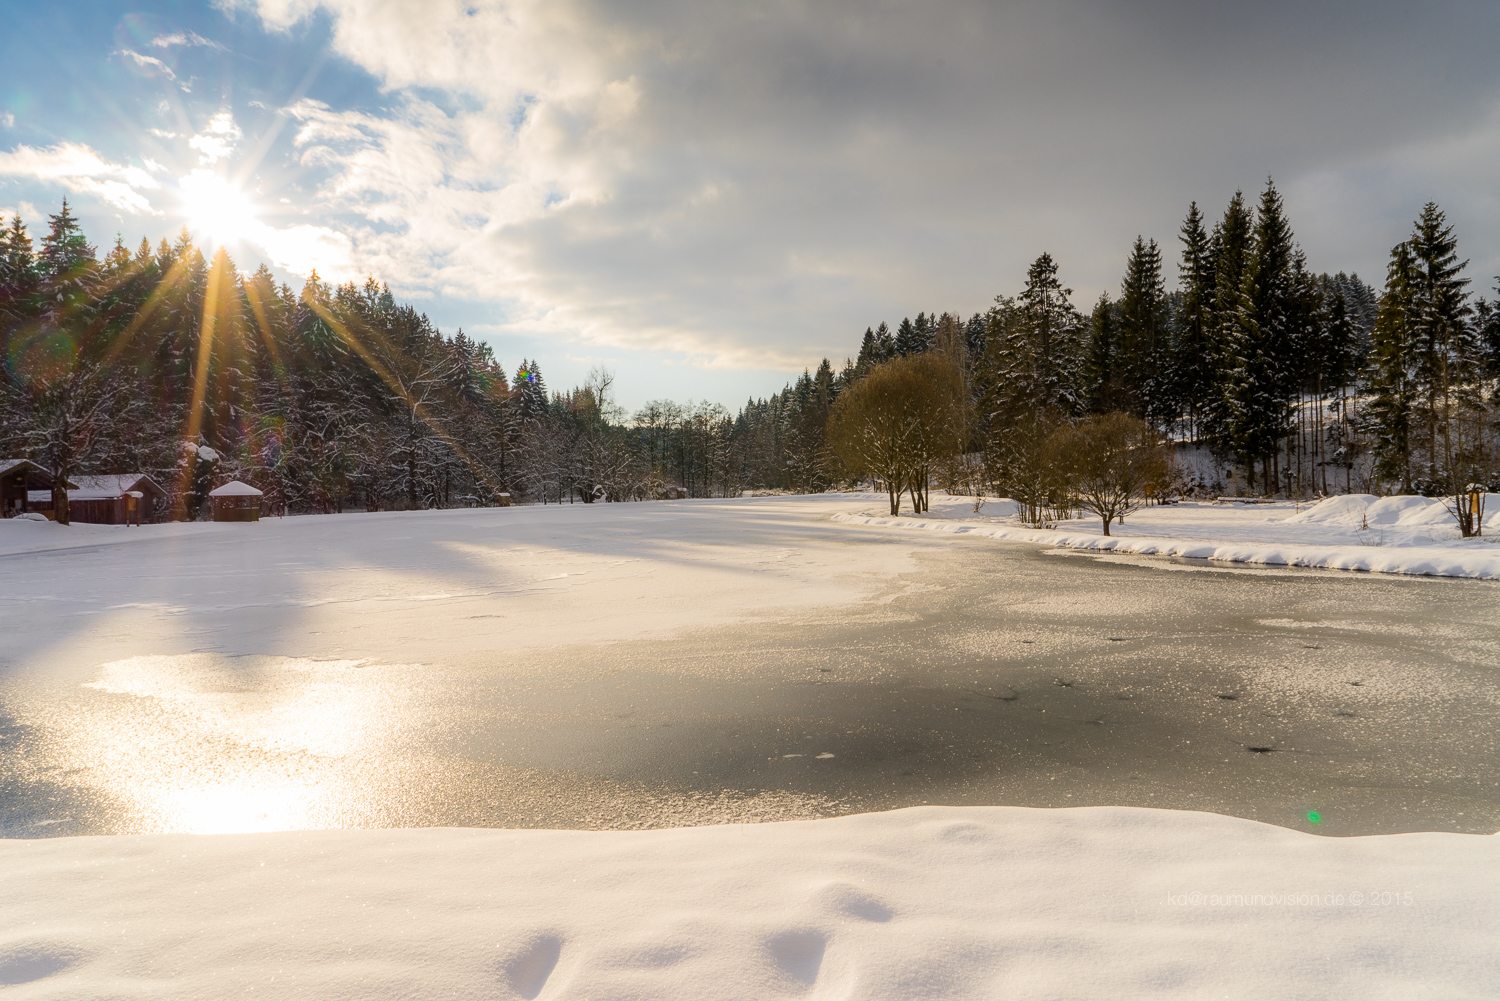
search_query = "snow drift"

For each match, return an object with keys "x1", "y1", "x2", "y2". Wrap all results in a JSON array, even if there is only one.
[
  {"x1": 2, "y1": 805, "x2": 1496, "y2": 1000},
  {"x1": 1286, "y1": 492, "x2": 1500, "y2": 531}
]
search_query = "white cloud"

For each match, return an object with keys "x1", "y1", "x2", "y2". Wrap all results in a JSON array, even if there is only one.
[
  {"x1": 0, "y1": 113, "x2": 13, "y2": 129},
  {"x1": 188, "y1": 111, "x2": 243, "y2": 165},
  {"x1": 118, "y1": 49, "x2": 176, "y2": 80},
  {"x1": 256, "y1": 223, "x2": 356, "y2": 279},
  {"x1": 0, "y1": 143, "x2": 161, "y2": 215},
  {"x1": 151, "y1": 31, "x2": 225, "y2": 50},
  {"x1": 220, "y1": 0, "x2": 321, "y2": 31},
  {"x1": 239, "y1": 0, "x2": 1500, "y2": 372}
]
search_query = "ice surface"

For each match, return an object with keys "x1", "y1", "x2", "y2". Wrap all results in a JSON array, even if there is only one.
[{"x1": 5, "y1": 494, "x2": 1497, "y2": 998}]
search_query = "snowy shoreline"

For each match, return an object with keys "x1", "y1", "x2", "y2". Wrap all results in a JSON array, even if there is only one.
[
  {"x1": 3, "y1": 804, "x2": 1496, "y2": 1000},
  {"x1": 833, "y1": 494, "x2": 1500, "y2": 580}
]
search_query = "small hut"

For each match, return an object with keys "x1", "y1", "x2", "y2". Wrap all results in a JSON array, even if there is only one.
[
  {"x1": 1, "y1": 460, "x2": 71, "y2": 519},
  {"x1": 67, "y1": 474, "x2": 168, "y2": 525},
  {"x1": 209, "y1": 480, "x2": 263, "y2": 522}
]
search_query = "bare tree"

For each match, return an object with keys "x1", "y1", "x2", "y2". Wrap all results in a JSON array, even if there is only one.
[
  {"x1": 1052, "y1": 412, "x2": 1169, "y2": 535},
  {"x1": 827, "y1": 354, "x2": 966, "y2": 514}
]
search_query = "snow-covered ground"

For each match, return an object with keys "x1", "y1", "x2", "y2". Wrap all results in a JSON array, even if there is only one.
[
  {"x1": 4, "y1": 496, "x2": 1496, "y2": 998},
  {"x1": 835, "y1": 492, "x2": 1500, "y2": 579},
  {"x1": 4, "y1": 805, "x2": 1496, "y2": 1000}
]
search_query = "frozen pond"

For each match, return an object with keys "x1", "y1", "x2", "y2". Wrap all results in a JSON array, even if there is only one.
[{"x1": 3, "y1": 495, "x2": 1497, "y2": 837}]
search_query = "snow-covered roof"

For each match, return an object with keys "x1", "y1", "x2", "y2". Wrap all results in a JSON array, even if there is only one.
[
  {"x1": 209, "y1": 480, "x2": 264, "y2": 497},
  {"x1": 68, "y1": 474, "x2": 165, "y2": 501},
  {"x1": 6, "y1": 461, "x2": 73, "y2": 489},
  {"x1": 32, "y1": 486, "x2": 125, "y2": 501}
]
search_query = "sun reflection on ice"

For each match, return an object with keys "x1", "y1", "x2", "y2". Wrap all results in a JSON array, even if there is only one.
[
  {"x1": 70, "y1": 654, "x2": 400, "y2": 834},
  {"x1": 158, "y1": 780, "x2": 322, "y2": 835}
]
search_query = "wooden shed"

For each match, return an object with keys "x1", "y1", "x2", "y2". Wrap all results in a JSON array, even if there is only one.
[
  {"x1": 66, "y1": 474, "x2": 169, "y2": 525},
  {"x1": 209, "y1": 480, "x2": 263, "y2": 522},
  {"x1": 1, "y1": 460, "x2": 71, "y2": 519}
]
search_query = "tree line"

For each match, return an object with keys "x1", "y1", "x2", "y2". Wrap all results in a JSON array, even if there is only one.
[
  {"x1": 802, "y1": 181, "x2": 1500, "y2": 534},
  {"x1": 3, "y1": 180, "x2": 1498, "y2": 529}
]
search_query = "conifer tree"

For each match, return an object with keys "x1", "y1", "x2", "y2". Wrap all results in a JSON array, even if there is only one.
[
  {"x1": 1218, "y1": 181, "x2": 1298, "y2": 489},
  {"x1": 855, "y1": 327, "x2": 879, "y2": 374},
  {"x1": 1477, "y1": 283, "x2": 1500, "y2": 377},
  {"x1": 1115, "y1": 235, "x2": 1170, "y2": 424},
  {"x1": 1406, "y1": 202, "x2": 1477, "y2": 478},
  {"x1": 963, "y1": 313, "x2": 987, "y2": 361},
  {"x1": 1365, "y1": 242, "x2": 1418, "y2": 491},
  {"x1": 1083, "y1": 293, "x2": 1119, "y2": 413},
  {"x1": 515, "y1": 360, "x2": 548, "y2": 421},
  {"x1": 1172, "y1": 202, "x2": 1215, "y2": 439},
  {"x1": 980, "y1": 252, "x2": 1085, "y2": 424},
  {"x1": 1200, "y1": 190, "x2": 1253, "y2": 459},
  {"x1": 895, "y1": 316, "x2": 928, "y2": 356}
]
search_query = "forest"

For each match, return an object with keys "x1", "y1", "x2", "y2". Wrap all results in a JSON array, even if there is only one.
[{"x1": 2, "y1": 178, "x2": 1498, "y2": 524}]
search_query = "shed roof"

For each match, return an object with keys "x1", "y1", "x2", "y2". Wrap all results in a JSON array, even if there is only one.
[
  {"x1": 2, "y1": 459, "x2": 46, "y2": 477},
  {"x1": 68, "y1": 474, "x2": 167, "y2": 501},
  {"x1": 209, "y1": 480, "x2": 263, "y2": 497},
  {"x1": 2, "y1": 460, "x2": 73, "y2": 488}
]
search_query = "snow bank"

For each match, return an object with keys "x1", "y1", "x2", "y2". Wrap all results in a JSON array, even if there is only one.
[
  {"x1": 2, "y1": 805, "x2": 1494, "y2": 1000},
  {"x1": 835, "y1": 502, "x2": 1500, "y2": 579},
  {"x1": 1284, "y1": 493, "x2": 1384, "y2": 526},
  {"x1": 1288, "y1": 492, "x2": 1500, "y2": 531},
  {"x1": 0, "y1": 517, "x2": 96, "y2": 555}
]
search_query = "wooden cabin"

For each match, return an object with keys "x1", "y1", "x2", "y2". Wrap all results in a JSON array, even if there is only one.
[
  {"x1": 1, "y1": 460, "x2": 72, "y2": 519},
  {"x1": 65, "y1": 474, "x2": 168, "y2": 525},
  {"x1": 209, "y1": 480, "x2": 263, "y2": 522}
]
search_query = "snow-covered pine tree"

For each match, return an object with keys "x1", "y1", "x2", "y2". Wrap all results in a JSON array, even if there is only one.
[
  {"x1": 1172, "y1": 202, "x2": 1215, "y2": 441},
  {"x1": 980, "y1": 252, "x2": 1086, "y2": 426},
  {"x1": 1365, "y1": 242, "x2": 1418, "y2": 492},
  {"x1": 1477, "y1": 282, "x2": 1500, "y2": 379},
  {"x1": 1404, "y1": 203, "x2": 1478, "y2": 483},
  {"x1": 873, "y1": 321, "x2": 895, "y2": 362},
  {"x1": 963, "y1": 313, "x2": 987, "y2": 362},
  {"x1": 1201, "y1": 191, "x2": 1254, "y2": 463},
  {"x1": 894, "y1": 316, "x2": 927, "y2": 357},
  {"x1": 14, "y1": 201, "x2": 121, "y2": 524},
  {"x1": 1083, "y1": 292, "x2": 1118, "y2": 413},
  {"x1": 1394, "y1": 202, "x2": 1489, "y2": 528},
  {"x1": 1115, "y1": 235, "x2": 1171, "y2": 425},
  {"x1": 1216, "y1": 182, "x2": 1298, "y2": 491}
]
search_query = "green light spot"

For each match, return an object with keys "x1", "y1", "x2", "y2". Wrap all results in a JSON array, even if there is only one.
[{"x1": 1307, "y1": 811, "x2": 1322, "y2": 824}]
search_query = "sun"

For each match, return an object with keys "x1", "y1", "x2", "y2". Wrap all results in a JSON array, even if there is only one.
[{"x1": 178, "y1": 169, "x2": 261, "y2": 248}]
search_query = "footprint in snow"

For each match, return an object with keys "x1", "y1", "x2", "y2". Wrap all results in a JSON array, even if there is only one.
[
  {"x1": 813, "y1": 881, "x2": 893, "y2": 922},
  {"x1": 766, "y1": 930, "x2": 826, "y2": 987},
  {"x1": 503, "y1": 934, "x2": 562, "y2": 1000},
  {"x1": 0, "y1": 943, "x2": 82, "y2": 987}
]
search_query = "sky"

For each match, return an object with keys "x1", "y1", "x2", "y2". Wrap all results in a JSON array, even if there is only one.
[{"x1": 2, "y1": 1, "x2": 1499, "y2": 411}]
